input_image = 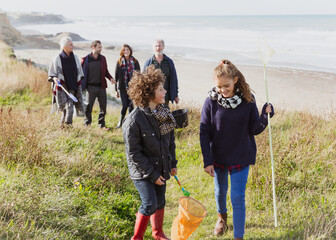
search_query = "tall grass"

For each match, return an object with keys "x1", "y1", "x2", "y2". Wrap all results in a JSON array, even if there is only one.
[
  {"x1": 164, "y1": 109, "x2": 336, "y2": 240},
  {"x1": 0, "y1": 108, "x2": 44, "y2": 165},
  {"x1": 0, "y1": 41, "x2": 335, "y2": 239},
  {"x1": 0, "y1": 41, "x2": 49, "y2": 98}
]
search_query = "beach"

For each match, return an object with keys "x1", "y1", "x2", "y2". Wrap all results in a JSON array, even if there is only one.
[
  {"x1": 14, "y1": 45, "x2": 336, "y2": 116},
  {"x1": 6, "y1": 13, "x2": 336, "y2": 116}
]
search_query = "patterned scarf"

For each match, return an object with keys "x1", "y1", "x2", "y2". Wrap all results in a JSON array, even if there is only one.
[
  {"x1": 121, "y1": 56, "x2": 136, "y2": 89},
  {"x1": 152, "y1": 104, "x2": 177, "y2": 135},
  {"x1": 208, "y1": 87, "x2": 243, "y2": 109}
]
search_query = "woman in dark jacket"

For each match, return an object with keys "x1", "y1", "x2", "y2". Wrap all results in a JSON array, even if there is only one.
[
  {"x1": 115, "y1": 44, "x2": 140, "y2": 128},
  {"x1": 122, "y1": 65, "x2": 177, "y2": 240}
]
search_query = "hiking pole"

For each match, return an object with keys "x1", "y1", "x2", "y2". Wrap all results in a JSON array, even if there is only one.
[
  {"x1": 259, "y1": 38, "x2": 278, "y2": 227},
  {"x1": 55, "y1": 79, "x2": 78, "y2": 102},
  {"x1": 172, "y1": 174, "x2": 190, "y2": 197}
]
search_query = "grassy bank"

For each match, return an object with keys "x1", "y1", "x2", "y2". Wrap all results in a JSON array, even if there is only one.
[{"x1": 0, "y1": 41, "x2": 335, "y2": 239}]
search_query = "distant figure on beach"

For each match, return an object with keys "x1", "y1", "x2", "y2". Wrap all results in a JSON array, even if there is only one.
[
  {"x1": 200, "y1": 60, "x2": 274, "y2": 239},
  {"x1": 48, "y1": 36, "x2": 84, "y2": 127},
  {"x1": 81, "y1": 40, "x2": 116, "y2": 130},
  {"x1": 123, "y1": 65, "x2": 177, "y2": 240},
  {"x1": 114, "y1": 44, "x2": 140, "y2": 128},
  {"x1": 144, "y1": 39, "x2": 179, "y2": 106}
]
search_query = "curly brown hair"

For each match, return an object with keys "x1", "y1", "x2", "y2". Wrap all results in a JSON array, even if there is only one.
[
  {"x1": 127, "y1": 65, "x2": 165, "y2": 108},
  {"x1": 214, "y1": 59, "x2": 253, "y2": 102}
]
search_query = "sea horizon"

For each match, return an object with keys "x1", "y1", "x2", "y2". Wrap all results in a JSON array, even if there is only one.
[{"x1": 14, "y1": 14, "x2": 336, "y2": 73}]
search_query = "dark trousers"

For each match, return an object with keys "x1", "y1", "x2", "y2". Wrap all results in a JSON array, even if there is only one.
[
  {"x1": 133, "y1": 179, "x2": 166, "y2": 216},
  {"x1": 119, "y1": 90, "x2": 133, "y2": 115},
  {"x1": 164, "y1": 90, "x2": 171, "y2": 107},
  {"x1": 84, "y1": 85, "x2": 107, "y2": 127}
]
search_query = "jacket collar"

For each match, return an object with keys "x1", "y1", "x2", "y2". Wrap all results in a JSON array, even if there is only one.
[
  {"x1": 151, "y1": 54, "x2": 168, "y2": 62},
  {"x1": 60, "y1": 50, "x2": 74, "y2": 59},
  {"x1": 89, "y1": 52, "x2": 101, "y2": 61}
]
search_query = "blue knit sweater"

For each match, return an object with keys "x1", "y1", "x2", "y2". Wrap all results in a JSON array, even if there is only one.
[{"x1": 200, "y1": 97, "x2": 274, "y2": 168}]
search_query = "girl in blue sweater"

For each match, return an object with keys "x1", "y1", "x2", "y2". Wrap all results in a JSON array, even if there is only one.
[{"x1": 200, "y1": 59, "x2": 274, "y2": 240}]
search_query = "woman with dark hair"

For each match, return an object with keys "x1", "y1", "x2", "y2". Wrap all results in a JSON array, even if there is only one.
[
  {"x1": 123, "y1": 65, "x2": 177, "y2": 240},
  {"x1": 115, "y1": 44, "x2": 140, "y2": 128}
]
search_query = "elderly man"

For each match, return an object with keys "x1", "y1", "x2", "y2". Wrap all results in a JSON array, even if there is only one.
[
  {"x1": 48, "y1": 36, "x2": 84, "y2": 127},
  {"x1": 143, "y1": 39, "x2": 179, "y2": 106},
  {"x1": 81, "y1": 40, "x2": 116, "y2": 130}
]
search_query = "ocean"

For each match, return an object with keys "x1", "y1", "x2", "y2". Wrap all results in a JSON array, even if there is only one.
[{"x1": 17, "y1": 15, "x2": 336, "y2": 73}]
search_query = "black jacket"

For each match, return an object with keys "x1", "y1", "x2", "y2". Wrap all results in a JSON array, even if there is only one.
[
  {"x1": 122, "y1": 106, "x2": 178, "y2": 182},
  {"x1": 115, "y1": 58, "x2": 140, "y2": 91}
]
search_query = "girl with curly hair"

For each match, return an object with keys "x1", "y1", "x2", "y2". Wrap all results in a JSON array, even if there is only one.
[{"x1": 122, "y1": 65, "x2": 177, "y2": 240}]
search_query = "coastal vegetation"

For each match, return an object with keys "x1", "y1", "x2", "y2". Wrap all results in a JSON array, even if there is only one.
[{"x1": 0, "y1": 41, "x2": 335, "y2": 239}]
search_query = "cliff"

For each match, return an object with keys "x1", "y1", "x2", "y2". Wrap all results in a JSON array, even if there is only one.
[{"x1": 0, "y1": 13, "x2": 26, "y2": 45}]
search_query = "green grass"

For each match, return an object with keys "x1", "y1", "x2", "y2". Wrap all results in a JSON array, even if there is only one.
[
  {"x1": 0, "y1": 105, "x2": 142, "y2": 239},
  {"x1": 164, "y1": 110, "x2": 336, "y2": 240},
  {"x1": 0, "y1": 89, "x2": 31, "y2": 106},
  {"x1": 1, "y1": 100, "x2": 335, "y2": 239},
  {"x1": 0, "y1": 41, "x2": 335, "y2": 239}
]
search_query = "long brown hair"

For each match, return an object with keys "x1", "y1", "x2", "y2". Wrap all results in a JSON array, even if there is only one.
[
  {"x1": 214, "y1": 59, "x2": 253, "y2": 102},
  {"x1": 118, "y1": 44, "x2": 136, "y2": 65}
]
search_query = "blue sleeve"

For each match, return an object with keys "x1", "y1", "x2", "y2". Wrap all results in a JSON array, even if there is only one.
[
  {"x1": 143, "y1": 59, "x2": 151, "y2": 72},
  {"x1": 200, "y1": 98, "x2": 213, "y2": 168},
  {"x1": 170, "y1": 60, "x2": 178, "y2": 96}
]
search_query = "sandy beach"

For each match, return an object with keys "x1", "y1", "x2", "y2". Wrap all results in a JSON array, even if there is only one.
[{"x1": 14, "y1": 44, "x2": 336, "y2": 116}]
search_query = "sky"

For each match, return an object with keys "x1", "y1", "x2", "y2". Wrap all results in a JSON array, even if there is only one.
[{"x1": 1, "y1": 0, "x2": 336, "y2": 17}]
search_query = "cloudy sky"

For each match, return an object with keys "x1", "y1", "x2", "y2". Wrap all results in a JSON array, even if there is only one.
[{"x1": 1, "y1": 0, "x2": 336, "y2": 17}]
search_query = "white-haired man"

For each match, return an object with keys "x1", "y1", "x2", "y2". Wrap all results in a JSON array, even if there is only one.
[
  {"x1": 48, "y1": 36, "x2": 84, "y2": 127},
  {"x1": 143, "y1": 39, "x2": 180, "y2": 106}
]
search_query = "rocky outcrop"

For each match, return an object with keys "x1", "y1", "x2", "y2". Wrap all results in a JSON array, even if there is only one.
[
  {"x1": 0, "y1": 13, "x2": 87, "y2": 49},
  {"x1": 7, "y1": 13, "x2": 71, "y2": 26},
  {"x1": 22, "y1": 32, "x2": 87, "y2": 49},
  {"x1": 50, "y1": 32, "x2": 86, "y2": 42},
  {"x1": 0, "y1": 13, "x2": 26, "y2": 45}
]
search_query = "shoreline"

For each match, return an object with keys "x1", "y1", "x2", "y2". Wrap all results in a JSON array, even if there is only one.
[{"x1": 13, "y1": 44, "x2": 336, "y2": 116}]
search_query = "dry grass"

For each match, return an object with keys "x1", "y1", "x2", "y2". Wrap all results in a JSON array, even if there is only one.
[
  {"x1": 0, "y1": 41, "x2": 49, "y2": 97},
  {"x1": 0, "y1": 107, "x2": 45, "y2": 165}
]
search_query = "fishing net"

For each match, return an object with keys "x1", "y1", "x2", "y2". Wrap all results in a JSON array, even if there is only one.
[{"x1": 171, "y1": 196, "x2": 207, "y2": 240}]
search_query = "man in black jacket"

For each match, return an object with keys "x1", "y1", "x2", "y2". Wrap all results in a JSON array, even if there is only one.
[{"x1": 81, "y1": 40, "x2": 115, "y2": 130}]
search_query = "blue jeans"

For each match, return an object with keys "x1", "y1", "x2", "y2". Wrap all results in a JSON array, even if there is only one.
[
  {"x1": 214, "y1": 166, "x2": 249, "y2": 238},
  {"x1": 133, "y1": 179, "x2": 166, "y2": 216}
]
